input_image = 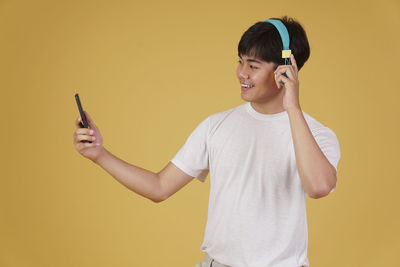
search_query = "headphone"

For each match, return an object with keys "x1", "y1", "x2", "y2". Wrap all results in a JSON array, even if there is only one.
[{"x1": 264, "y1": 19, "x2": 292, "y2": 86}]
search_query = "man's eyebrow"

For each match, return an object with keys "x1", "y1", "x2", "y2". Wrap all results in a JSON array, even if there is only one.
[{"x1": 239, "y1": 55, "x2": 262, "y2": 64}]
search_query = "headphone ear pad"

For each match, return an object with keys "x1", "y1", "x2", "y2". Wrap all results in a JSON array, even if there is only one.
[{"x1": 274, "y1": 73, "x2": 285, "y2": 86}]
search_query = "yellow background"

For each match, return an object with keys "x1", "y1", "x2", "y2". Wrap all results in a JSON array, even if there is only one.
[{"x1": 1, "y1": 0, "x2": 399, "y2": 266}]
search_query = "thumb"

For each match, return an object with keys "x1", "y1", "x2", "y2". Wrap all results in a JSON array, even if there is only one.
[{"x1": 83, "y1": 110, "x2": 97, "y2": 129}]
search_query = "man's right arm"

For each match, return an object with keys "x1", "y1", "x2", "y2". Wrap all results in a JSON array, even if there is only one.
[{"x1": 94, "y1": 147, "x2": 194, "y2": 203}]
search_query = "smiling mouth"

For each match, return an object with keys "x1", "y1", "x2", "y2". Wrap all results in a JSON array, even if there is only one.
[{"x1": 241, "y1": 84, "x2": 254, "y2": 91}]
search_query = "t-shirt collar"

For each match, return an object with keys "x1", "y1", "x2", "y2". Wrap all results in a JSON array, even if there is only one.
[{"x1": 245, "y1": 102, "x2": 288, "y2": 121}]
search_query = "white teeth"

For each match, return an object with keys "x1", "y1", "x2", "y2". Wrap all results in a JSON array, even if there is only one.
[{"x1": 241, "y1": 84, "x2": 253, "y2": 88}]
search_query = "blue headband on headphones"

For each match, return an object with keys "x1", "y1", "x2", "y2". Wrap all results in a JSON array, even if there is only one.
[
  {"x1": 264, "y1": 19, "x2": 292, "y2": 85},
  {"x1": 264, "y1": 19, "x2": 292, "y2": 65}
]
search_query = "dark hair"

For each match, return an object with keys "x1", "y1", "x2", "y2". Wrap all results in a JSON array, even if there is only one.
[{"x1": 238, "y1": 16, "x2": 310, "y2": 71}]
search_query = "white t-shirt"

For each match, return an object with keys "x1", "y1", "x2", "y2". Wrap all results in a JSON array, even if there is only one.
[{"x1": 171, "y1": 102, "x2": 341, "y2": 267}]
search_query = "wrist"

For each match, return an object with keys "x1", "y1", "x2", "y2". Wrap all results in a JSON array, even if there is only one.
[
  {"x1": 286, "y1": 105, "x2": 302, "y2": 114},
  {"x1": 93, "y1": 147, "x2": 108, "y2": 165}
]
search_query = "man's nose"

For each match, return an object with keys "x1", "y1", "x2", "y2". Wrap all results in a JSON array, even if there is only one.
[{"x1": 239, "y1": 69, "x2": 249, "y2": 79}]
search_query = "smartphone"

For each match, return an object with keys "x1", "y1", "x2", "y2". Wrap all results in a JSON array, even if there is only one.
[{"x1": 75, "y1": 93, "x2": 92, "y2": 143}]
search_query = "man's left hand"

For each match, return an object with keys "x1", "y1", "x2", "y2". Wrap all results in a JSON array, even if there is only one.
[{"x1": 274, "y1": 54, "x2": 301, "y2": 111}]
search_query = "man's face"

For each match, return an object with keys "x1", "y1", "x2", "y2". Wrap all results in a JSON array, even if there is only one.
[{"x1": 236, "y1": 54, "x2": 280, "y2": 103}]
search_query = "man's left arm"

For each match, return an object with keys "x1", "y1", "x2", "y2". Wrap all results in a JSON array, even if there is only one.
[
  {"x1": 275, "y1": 54, "x2": 337, "y2": 199},
  {"x1": 287, "y1": 107, "x2": 337, "y2": 199}
]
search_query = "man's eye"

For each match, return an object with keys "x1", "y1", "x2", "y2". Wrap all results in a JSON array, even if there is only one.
[{"x1": 237, "y1": 60, "x2": 257, "y2": 69}]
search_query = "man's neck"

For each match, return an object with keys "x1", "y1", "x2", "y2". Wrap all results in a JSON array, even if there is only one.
[{"x1": 250, "y1": 94, "x2": 285, "y2": 114}]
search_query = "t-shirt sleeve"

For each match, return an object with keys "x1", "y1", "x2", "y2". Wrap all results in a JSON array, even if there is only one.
[
  {"x1": 311, "y1": 127, "x2": 341, "y2": 193},
  {"x1": 170, "y1": 116, "x2": 210, "y2": 182}
]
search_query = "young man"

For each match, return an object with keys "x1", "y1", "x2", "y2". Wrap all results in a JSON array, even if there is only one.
[{"x1": 73, "y1": 16, "x2": 340, "y2": 267}]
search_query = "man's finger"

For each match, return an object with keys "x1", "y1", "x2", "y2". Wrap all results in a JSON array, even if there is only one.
[
  {"x1": 75, "y1": 117, "x2": 83, "y2": 127},
  {"x1": 76, "y1": 128, "x2": 92, "y2": 135},
  {"x1": 290, "y1": 54, "x2": 298, "y2": 72},
  {"x1": 275, "y1": 66, "x2": 295, "y2": 80},
  {"x1": 276, "y1": 73, "x2": 290, "y2": 88}
]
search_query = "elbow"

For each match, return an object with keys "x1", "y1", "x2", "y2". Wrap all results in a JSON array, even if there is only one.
[
  {"x1": 152, "y1": 195, "x2": 167, "y2": 203},
  {"x1": 152, "y1": 198, "x2": 163, "y2": 203},
  {"x1": 151, "y1": 190, "x2": 168, "y2": 203},
  {"x1": 308, "y1": 185, "x2": 331, "y2": 199},
  {"x1": 308, "y1": 188, "x2": 329, "y2": 199},
  {"x1": 151, "y1": 176, "x2": 168, "y2": 203},
  {"x1": 309, "y1": 172, "x2": 337, "y2": 199}
]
